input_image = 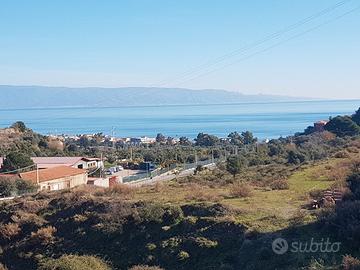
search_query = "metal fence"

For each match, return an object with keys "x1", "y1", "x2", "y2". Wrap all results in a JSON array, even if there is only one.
[{"x1": 122, "y1": 158, "x2": 222, "y2": 183}]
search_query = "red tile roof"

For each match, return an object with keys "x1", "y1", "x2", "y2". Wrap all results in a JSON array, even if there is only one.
[{"x1": 20, "y1": 166, "x2": 86, "y2": 184}]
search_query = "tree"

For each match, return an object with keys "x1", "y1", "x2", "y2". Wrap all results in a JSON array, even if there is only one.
[
  {"x1": 352, "y1": 107, "x2": 360, "y2": 125},
  {"x1": 79, "y1": 136, "x2": 90, "y2": 148},
  {"x1": 324, "y1": 116, "x2": 360, "y2": 137},
  {"x1": 0, "y1": 177, "x2": 15, "y2": 197},
  {"x1": 1, "y1": 152, "x2": 34, "y2": 172},
  {"x1": 15, "y1": 178, "x2": 37, "y2": 195},
  {"x1": 287, "y1": 150, "x2": 306, "y2": 165},
  {"x1": 11, "y1": 121, "x2": 27, "y2": 132},
  {"x1": 241, "y1": 131, "x2": 257, "y2": 145},
  {"x1": 195, "y1": 133, "x2": 219, "y2": 147},
  {"x1": 226, "y1": 155, "x2": 248, "y2": 178},
  {"x1": 156, "y1": 133, "x2": 166, "y2": 143},
  {"x1": 179, "y1": 136, "x2": 191, "y2": 146},
  {"x1": 228, "y1": 132, "x2": 243, "y2": 146},
  {"x1": 347, "y1": 171, "x2": 360, "y2": 200}
]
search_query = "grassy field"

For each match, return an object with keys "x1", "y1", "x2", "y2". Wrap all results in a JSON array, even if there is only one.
[{"x1": 133, "y1": 157, "x2": 355, "y2": 233}]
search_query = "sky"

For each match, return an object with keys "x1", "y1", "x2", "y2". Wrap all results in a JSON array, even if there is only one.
[{"x1": 0, "y1": 0, "x2": 359, "y2": 99}]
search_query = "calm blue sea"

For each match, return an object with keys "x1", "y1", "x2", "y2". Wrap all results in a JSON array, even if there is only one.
[{"x1": 0, "y1": 100, "x2": 359, "y2": 139}]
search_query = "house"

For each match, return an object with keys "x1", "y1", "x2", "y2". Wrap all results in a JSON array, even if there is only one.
[
  {"x1": 31, "y1": 157, "x2": 104, "y2": 170},
  {"x1": 314, "y1": 120, "x2": 328, "y2": 132},
  {"x1": 19, "y1": 166, "x2": 87, "y2": 191}
]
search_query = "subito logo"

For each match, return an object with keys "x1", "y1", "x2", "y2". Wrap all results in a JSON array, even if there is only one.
[{"x1": 272, "y1": 238, "x2": 288, "y2": 255}]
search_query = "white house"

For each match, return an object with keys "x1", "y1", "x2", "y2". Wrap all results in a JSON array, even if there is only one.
[{"x1": 31, "y1": 157, "x2": 104, "y2": 170}]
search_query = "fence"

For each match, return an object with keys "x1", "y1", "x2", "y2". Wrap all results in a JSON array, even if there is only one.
[{"x1": 122, "y1": 158, "x2": 223, "y2": 183}]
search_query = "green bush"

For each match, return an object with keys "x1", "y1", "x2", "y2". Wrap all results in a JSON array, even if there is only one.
[
  {"x1": 0, "y1": 177, "x2": 15, "y2": 197},
  {"x1": 15, "y1": 178, "x2": 37, "y2": 195},
  {"x1": 38, "y1": 255, "x2": 111, "y2": 270}
]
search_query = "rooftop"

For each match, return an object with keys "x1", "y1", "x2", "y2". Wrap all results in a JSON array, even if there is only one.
[{"x1": 20, "y1": 166, "x2": 86, "y2": 184}]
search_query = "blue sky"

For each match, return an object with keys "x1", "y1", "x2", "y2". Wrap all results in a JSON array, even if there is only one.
[{"x1": 0, "y1": 0, "x2": 359, "y2": 98}]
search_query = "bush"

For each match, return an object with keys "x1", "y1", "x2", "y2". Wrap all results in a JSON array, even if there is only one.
[
  {"x1": 129, "y1": 266, "x2": 164, "y2": 270},
  {"x1": 334, "y1": 151, "x2": 350, "y2": 158},
  {"x1": 342, "y1": 255, "x2": 360, "y2": 270},
  {"x1": 325, "y1": 116, "x2": 360, "y2": 137},
  {"x1": 0, "y1": 177, "x2": 15, "y2": 197},
  {"x1": 106, "y1": 184, "x2": 136, "y2": 198},
  {"x1": 15, "y1": 178, "x2": 37, "y2": 195},
  {"x1": 0, "y1": 223, "x2": 20, "y2": 240},
  {"x1": 1, "y1": 152, "x2": 34, "y2": 172},
  {"x1": 177, "y1": 250, "x2": 190, "y2": 261},
  {"x1": 270, "y1": 179, "x2": 289, "y2": 190},
  {"x1": 31, "y1": 226, "x2": 57, "y2": 245},
  {"x1": 229, "y1": 182, "x2": 253, "y2": 198},
  {"x1": 39, "y1": 255, "x2": 111, "y2": 270}
]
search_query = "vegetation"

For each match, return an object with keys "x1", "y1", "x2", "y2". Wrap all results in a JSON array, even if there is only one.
[
  {"x1": 0, "y1": 107, "x2": 359, "y2": 269},
  {"x1": 226, "y1": 155, "x2": 248, "y2": 178},
  {"x1": 0, "y1": 177, "x2": 36, "y2": 197},
  {"x1": 38, "y1": 255, "x2": 111, "y2": 270},
  {"x1": 1, "y1": 152, "x2": 34, "y2": 172}
]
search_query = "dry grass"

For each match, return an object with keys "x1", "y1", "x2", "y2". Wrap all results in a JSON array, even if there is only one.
[
  {"x1": 0, "y1": 223, "x2": 20, "y2": 240},
  {"x1": 269, "y1": 179, "x2": 289, "y2": 190},
  {"x1": 97, "y1": 184, "x2": 138, "y2": 199},
  {"x1": 30, "y1": 226, "x2": 57, "y2": 245},
  {"x1": 229, "y1": 182, "x2": 253, "y2": 198},
  {"x1": 185, "y1": 183, "x2": 221, "y2": 202}
]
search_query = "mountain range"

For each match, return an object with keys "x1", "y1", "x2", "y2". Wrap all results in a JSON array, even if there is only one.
[{"x1": 0, "y1": 85, "x2": 310, "y2": 109}]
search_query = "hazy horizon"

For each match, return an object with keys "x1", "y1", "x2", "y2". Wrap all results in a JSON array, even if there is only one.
[{"x1": 1, "y1": 0, "x2": 359, "y2": 99}]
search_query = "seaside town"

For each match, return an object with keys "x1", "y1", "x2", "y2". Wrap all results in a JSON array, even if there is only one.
[
  {"x1": 1, "y1": 0, "x2": 360, "y2": 269},
  {"x1": 0, "y1": 119, "x2": 330, "y2": 196}
]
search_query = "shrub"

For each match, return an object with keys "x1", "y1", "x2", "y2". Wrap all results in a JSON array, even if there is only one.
[
  {"x1": 342, "y1": 255, "x2": 360, "y2": 270},
  {"x1": 1, "y1": 151, "x2": 34, "y2": 172},
  {"x1": 15, "y1": 178, "x2": 37, "y2": 195},
  {"x1": 0, "y1": 223, "x2": 20, "y2": 240},
  {"x1": 325, "y1": 116, "x2": 360, "y2": 137},
  {"x1": 193, "y1": 237, "x2": 218, "y2": 248},
  {"x1": 38, "y1": 255, "x2": 111, "y2": 270},
  {"x1": 229, "y1": 182, "x2": 253, "y2": 198},
  {"x1": 107, "y1": 184, "x2": 136, "y2": 198},
  {"x1": 334, "y1": 151, "x2": 350, "y2": 158},
  {"x1": 31, "y1": 226, "x2": 57, "y2": 245},
  {"x1": 177, "y1": 250, "x2": 190, "y2": 261},
  {"x1": 185, "y1": 184, "x2": 220, "y2": 202},
  {"x1": 0, "y1": 177, "x2": 15, "y2": 197},
  {"x1": 347, "y1": 172, "x2": 360, "y2": 200},
  {"x1": 129, "y1": 265, "x2": 164, "y2": 270},
  {"x1": 270, "y1": 179, "x2": 289, "y2": 190}
]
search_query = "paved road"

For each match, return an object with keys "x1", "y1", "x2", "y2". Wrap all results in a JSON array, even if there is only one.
[{"x1": 128, "y1": 163, "x2": 216, "y2": 187}]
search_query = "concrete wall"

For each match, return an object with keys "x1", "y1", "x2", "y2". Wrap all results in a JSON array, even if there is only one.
[{"x1": 38, "y1": 173, "x2": 88, "y2": 191}]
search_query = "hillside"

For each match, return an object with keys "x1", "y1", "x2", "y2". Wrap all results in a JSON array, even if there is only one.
[
  {"x1": 0, "y1": 150, "x2": 360, "y2": 270},
  {"x1": 0, "y1": 85, "x2": 307, "y2": 109}
]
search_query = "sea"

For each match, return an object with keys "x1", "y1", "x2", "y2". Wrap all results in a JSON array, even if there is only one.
[{"x1": 0, "y1": 100, "x2": 359, "y2": 140}]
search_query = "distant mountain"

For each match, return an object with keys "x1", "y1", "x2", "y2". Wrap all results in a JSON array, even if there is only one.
[{"x1": 0, "y1": 85, "x2": 310, "y2": 109}]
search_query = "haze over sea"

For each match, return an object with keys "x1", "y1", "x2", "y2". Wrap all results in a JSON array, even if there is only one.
[{"x1": 0, "y1": 99, "x2": 359, "y2": 139}]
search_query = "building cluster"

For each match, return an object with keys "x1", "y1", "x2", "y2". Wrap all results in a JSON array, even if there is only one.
[
  {"x1": 0, "y1": 156, "x2": 124, "y2": 193},
  {"x1": 63, "y1": 133, "x2": 182, "y2": 147}
]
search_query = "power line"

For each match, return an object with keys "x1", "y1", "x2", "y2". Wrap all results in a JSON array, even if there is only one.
[
  {"x1": 162, "y1": 4, "x2": 360, "y2": 87},
  {"x1": 152, "y1": 0, "x2": 355, "y2": 87},
  {"x1": 0, "y1": 164, "x2": 37, "y2": 174}
]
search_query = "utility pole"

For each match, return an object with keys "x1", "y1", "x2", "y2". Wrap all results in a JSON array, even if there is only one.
[{"x1": 36, "y1": 164, "x2": 39, "y2": 185}]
